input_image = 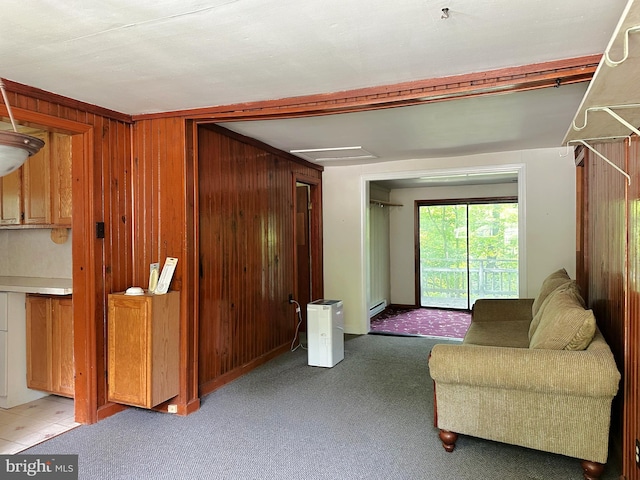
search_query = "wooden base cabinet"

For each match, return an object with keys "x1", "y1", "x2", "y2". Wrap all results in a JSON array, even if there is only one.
[
  {"x1": 52, "y1": 298, "x2": 74, "y2": 396},
  {"x1": 107, "y1": 292, "x2": 179, "y2": 409},
  {"x1": 26, "y1": 295, "x2": 74, "y2": 398}
]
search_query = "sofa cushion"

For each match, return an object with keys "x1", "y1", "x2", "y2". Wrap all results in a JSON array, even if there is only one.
[
  {"x1": 529, "y1": 285, "x2": 595, "y2": 350},
  {"x1": 531, "y1": 268, "x2": 571, "y2": 318},
  {"x1": 529, "y1": 281, "x2": 585, "y2": 340},
  {"x1": 463, "y1": 320, "x2": 531, "y2": 348}
]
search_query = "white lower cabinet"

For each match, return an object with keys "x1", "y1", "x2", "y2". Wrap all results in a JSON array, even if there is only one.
[{"x1": 0, "y1": 331, "x2": 7, "y2": 397}]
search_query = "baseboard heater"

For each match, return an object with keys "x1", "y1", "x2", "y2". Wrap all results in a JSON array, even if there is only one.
[{"x1": 369, "y1": 300, "x2": 387, "y2": 318}]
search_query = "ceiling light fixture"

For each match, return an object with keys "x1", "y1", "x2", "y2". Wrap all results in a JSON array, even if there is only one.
[
  {"x1": 0, "y1": 79, "x2": 45, "y2": 176},
  {"x1": 290, "y1": 146, "x2": 378, "y2": 162}
]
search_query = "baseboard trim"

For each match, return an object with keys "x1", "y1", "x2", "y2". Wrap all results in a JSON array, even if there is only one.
[
  {"x1": 389, "y1": 303, "x2": 419, "y2": 310},
  {"x1": 96, "y1": 402, "x2": 128, "y2": 422},
  {"x1": 369, "y1": 300, "x2": 387, "y2": 318},
  {"x1": 199, "y1": 343, "x2": 290, "y2": 398}
]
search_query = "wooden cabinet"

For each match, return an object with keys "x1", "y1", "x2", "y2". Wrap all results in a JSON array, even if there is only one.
[
  {"x1": 26, "y1": 296, "x2": 50, "y2": 391},
  {"x1": 0, "y1": 132, "x2": 72, "y2": 227},
  {"x1": 108, "y1": 292, "x2": 180, "y2": 408},
  {"x1": 26, "y1": 295, "x2": 74, "y2": 397},
  {"x1": 50, "y1": 133, "x2": 73, "y2": 226},
  {"x1": 51, "y1": 297, "x2": 74, "y2": 396},
  {"x1": 23, "y1": 131, "x2": 51, "y2": 225},
  {"x1": 0, "y1": 168, "x2": 21, "y2": 225}
]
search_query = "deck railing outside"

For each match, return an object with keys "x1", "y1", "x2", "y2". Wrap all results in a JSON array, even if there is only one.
[{"x1": 420, "y1": 258, "x2": 518, "y2": 308}]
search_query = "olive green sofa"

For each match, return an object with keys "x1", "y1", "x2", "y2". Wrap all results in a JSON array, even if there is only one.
[{"x1": 428, "y1": 269, "x2": 621, "y2": 480}]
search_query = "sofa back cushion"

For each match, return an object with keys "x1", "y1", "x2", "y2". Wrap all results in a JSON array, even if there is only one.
[
  {"x1": 531, "y1": 268, "x2": 571, "y2": 318},
  {"x1": 529, "y1": 280, "x2": 585, "y2": 340},
  {"x1": 529, "y1": 284, "x2": 595, "y2": 350}
]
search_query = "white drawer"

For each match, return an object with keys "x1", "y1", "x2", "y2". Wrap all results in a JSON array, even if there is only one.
[{"x1": 0, "y1": 293, "x2": 7, "y2": 331}]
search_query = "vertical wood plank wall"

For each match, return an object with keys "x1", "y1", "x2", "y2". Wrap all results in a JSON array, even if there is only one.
[
  {"x1": 579, "y1": 138, "x2": 640, "y2": 479},
  {"x1": 583, "y1": 141, "x2": 626, "y2": 365},
  {"x1": 197, "y1": 125, "x2": 322, "y2": 395},
  {"x1": 625, "y1": 136, "x2": 640, "y2": 480},
  {"x1": 4, "y1": 83, "x2": 324, "y2": 422},
  {"x1": 131, "y1": 118, "x2": 200, "y2": 413},
  {"x1": 4, "y1": 84, "x2": 133, "y2": 423}
]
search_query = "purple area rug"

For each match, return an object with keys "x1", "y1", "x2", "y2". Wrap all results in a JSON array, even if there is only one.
[{"x1": 370, "y1": 306, "x2": 471, "y2": 339}]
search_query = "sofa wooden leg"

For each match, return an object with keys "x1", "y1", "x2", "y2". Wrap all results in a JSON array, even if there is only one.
[
  {"x1": 439, "y1": 429, "x2": 458, "y2": 452},
  {"x1": 581, "y1": 460, "x2": 604, "y2": 480}
]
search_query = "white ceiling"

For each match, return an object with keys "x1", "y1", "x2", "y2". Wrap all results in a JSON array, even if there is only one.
[
  {"x1": 0, "y1": 0, "x2": 632, "y2": 174},
  {"x1": 218, "y1": 84, "x2": 590, "y2": 165}
]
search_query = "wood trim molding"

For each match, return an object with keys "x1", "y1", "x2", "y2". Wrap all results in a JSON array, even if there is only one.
[
  {"x1": 134, "y1": 55, "x2": 600, "y2": 122},
  {"x1": 96, "y1": 402, "x2": 127, "y2": 421},
  {"x1": 199, "y1": 123, "x2": 323, "y2": 171},
  {"x1": 0, "y1": 105, "x2": 93, "y2": 134},
  {"x1": 71, "y1": 129, "x2": 98, "y2": 424},
  {"x1": 198, "y1": 343, "x2": 290, "y2": 398},
  {"x1": 2, "y1": 79, "x2": 133, "y2": 124}
]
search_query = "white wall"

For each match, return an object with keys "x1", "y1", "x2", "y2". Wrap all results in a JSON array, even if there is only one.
[
  {"x1": 388, "y1": 182, "x2": 518, "y2": 306},
  {"x1": 368, "y1": 184, "x2": 391, "y2": 313},
  {"x1": 0, "y1": 229, "x2": 72, "y2": 278},
  {"x1": 322, "y1": 147, "x2": 576, "y2": 334}
]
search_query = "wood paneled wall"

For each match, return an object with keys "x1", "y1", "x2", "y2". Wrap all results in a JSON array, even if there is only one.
[
  {"x1": 131, "y1": 118, "x2": 200, "y2": 414},
  {"x1": 3, "y1": 82, "x2": 323, "y2": 423},
  {"x1": 624, "y1": 136, "x2": 640, "y2": 480},
  {"x1": 1, "y1": 82, "x2": 133, "y2": 423},
  {"x1": 197, "y1": 125, "x2": 322, "y2": 395},
  {"x1": 581, "y1": 141, "x2": 626, "y2": 365},
  {"x1": 578, "y1": 138, "x2": 640, "y2": 479}
]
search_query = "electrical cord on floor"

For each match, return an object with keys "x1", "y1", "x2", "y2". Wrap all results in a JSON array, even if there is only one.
[{"x1": 289, "y1": 299, "x2": 307, "y2": 352}]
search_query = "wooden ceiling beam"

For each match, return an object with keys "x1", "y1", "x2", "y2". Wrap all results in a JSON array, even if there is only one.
[{"x1": 134, "y1": 55, "x2": 601, "y2": 122}]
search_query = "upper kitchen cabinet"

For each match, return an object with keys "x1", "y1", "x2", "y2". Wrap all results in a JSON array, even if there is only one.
[
  {"x1": 22, "y1": 131, "x2": 50, "y2": 225},
  {"x1": 50, "y1": 133, "x2": 73, "y2": 226},
  {"x1": 0, "y1": 131, "x2": 72, "y2": 228}
]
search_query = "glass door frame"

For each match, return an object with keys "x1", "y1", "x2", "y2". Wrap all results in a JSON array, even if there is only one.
[{"x1": 414, "y1": 196, "x2": 519, "y2": 310}]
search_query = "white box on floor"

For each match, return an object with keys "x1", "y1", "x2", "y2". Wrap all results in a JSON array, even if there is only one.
[{"x1": 307, "y1": 300, "x2": 344, "y2": 367}]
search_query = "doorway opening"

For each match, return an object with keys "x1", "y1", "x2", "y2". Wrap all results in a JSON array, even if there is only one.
[
  {"x1": 295, "y1": 182, "x2": 313, "y2": 332},
  {"x1": 416, "y1": 197, "x2": 519, "y2": 310},
  {"x1": 0, "y1": 115, "x2": 91, "y2": 450}
]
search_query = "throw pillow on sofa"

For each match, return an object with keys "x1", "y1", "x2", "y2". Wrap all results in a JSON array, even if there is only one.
[
  {"x1": 531, "y1": 268, "x2": 571, "y2": 318},
  {"x1": 529, "y1": 284, "x2": 595, "y2": 351},
  {"x1": 529, "y1": 280, "x2": 586, "y2": 340}
]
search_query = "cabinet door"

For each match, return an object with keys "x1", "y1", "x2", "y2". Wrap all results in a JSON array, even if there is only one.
[
  {"x1": 51, "y1": 297, "x2": 74, "y2": 397},
  {"x1": 22, "y1": 132, "x2": 51, "y2": 225},
  {"x1": 50, "y1": 133, "x2": 73, "y2": 226},
  {"x1": 0, "y1": 168, "x2": 22, "y2": 225},
  {"x1": 26, "y1": 296, "x2": 52, "y2": 391},
  {"x1": 108, "y1": 296, "x2": 150, "y2": 407}
]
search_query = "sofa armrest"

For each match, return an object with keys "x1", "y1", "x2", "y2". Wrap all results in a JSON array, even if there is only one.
[
  {"x1": 472, "y1": 298, "x2": 534, "y2": 323},
  {"x1": 429, "y1": 343, "x2": 620, "y2": 397}
]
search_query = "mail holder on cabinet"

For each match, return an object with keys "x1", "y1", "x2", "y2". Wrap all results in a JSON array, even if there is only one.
[{"x1": 107, "y1": 291, "x2": 180, "y2": 409}]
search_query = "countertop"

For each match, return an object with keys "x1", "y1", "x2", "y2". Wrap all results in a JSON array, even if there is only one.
[{"x1": 0, "y1": 276, "x2": 72, "y2": 295}]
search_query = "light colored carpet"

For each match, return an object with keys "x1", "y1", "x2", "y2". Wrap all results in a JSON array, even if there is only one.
[{"x1": 25, "y1": 334, "x2": 620, "y2": 479}]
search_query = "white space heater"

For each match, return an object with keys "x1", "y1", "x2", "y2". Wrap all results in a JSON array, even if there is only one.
[{"x1": 307, "y1": 299, "x2": 344, "y2": 368}]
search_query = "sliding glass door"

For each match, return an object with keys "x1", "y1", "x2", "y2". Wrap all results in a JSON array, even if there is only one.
[{"x1": 417, "y1": 199, "x2": 518, "y2": 309}]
